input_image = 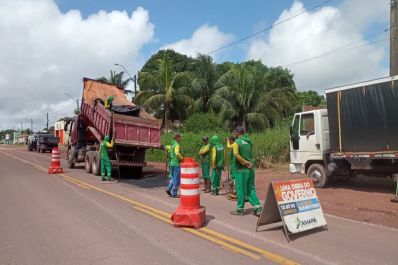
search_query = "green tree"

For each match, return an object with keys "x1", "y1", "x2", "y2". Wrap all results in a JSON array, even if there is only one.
[
  {"x1": 97, "y1": 70, "x2": 133, "y2": 93},
  {"x1": 212, "y1": 64, "x2": 295, "y2": 131},
  {"x1": 191, "y1": 54, "x2": 218, "y2": 113},
  {"x1": 297, "y1": 90, "x2": 325, "y2": 107},
  {"x1": 139, "y1": 49, "x2": 196, "y2": 90},
  {"x1": 135, "y1": 55, "x2": 193, "y2": 131}
]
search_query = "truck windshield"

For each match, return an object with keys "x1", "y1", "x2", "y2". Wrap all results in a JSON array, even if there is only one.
[{"x1": 300, "y1": 114, "x2": 315, "y2": 136}]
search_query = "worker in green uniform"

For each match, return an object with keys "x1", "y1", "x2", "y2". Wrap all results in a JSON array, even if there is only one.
[
  {"x1": 210, "y1": 135, "x2": 224, "y2": 196},
  {"x1": 164, "y1": 141, "x2": 174, "y2": 196},
  {"x1": 100, "y1": 135, "x2": 114, "y2": 181},
  {"x1": 199, "y1": 136, "x2": 211, "y2": 193},
  {"x1": 104, "y1": 96, "x2": 114, "y2": 110},
  {"x1": 226, "y1": 135, "x2": 237, "y2": 200},
  {"x1": 231, "y1": 126, "x2": 262, "y2": 216},
  {"x1": 168, "y1": 133, "x2": 184, "y2": 198}
]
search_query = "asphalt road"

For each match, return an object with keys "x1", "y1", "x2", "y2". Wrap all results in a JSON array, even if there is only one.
[{"x1": 0, "y1": 145, "x2": 397, "y2": 265}]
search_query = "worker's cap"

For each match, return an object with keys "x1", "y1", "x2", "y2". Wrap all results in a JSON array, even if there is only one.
[
  {"x1": 202, "y1": 136, "x2": 209, "y2": 141},
  {"x1": 235, "y1": 126, "x2": 245, "y2": 134}
]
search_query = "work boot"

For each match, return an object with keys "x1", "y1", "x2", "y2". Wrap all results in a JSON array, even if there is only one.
[
  {"x1": 166, "y1": 189, "x2": 171, "y2": 196},
  {"x1": 101, "y1": 176, "x2": 106, "y2": 181},
  {"x1": 201, "y1": 180, "x2": 208, "y2": 191},
  {"x1": 252, "y1": 207, "x2": 262, "y2": 217},
  {"x1": 227, "y1": 194, "x2": 237, "y2": 201},
  {"x1": 204, "y1": 181, "x2": 211, "y2": 193},
  {"x1": 230, "y1": 210, "x2": 244, "y2": 216}
]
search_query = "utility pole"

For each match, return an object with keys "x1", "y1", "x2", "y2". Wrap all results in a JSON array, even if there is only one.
[
  {"x1": 114, "y1": 63, "x2": 138, "y2": 100},
  {"x1": 31, "y1": 118, "x2": 33, "y2": 133},
  {"x1": 46, "y1": 113, "x2": 49, "y2": 131},
  {"x1": 391, "y1": 0, "x2": 398, "y2": 76}
]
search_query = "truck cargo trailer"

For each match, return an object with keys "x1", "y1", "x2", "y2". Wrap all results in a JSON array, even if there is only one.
[
  {"x1": 65, "y1": 78, "x2": 161, "y2": 177},
  {"x1": 289, "y1": 75, "x2": 398, "y2": 187}
]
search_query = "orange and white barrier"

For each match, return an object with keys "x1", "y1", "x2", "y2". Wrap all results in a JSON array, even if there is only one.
[
  {"x1": 171, "y1": 158, "x2": 206, "y2": 228},
  {"x1": 48, "y1": 147, "x2": 63, "y2": 174}
]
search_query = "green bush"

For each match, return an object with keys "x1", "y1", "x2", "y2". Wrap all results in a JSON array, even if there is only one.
[
  {"x1": 145, "y1": 126, "x2": 290, "y2": 167},
  {"x1": 183, "y1": 113, "x2": 223, "y2": 133}
]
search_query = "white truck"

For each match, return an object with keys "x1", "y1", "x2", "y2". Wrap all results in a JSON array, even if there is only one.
[{"x1": 290, "y1": 76, "x2": 398, "y2": 188}]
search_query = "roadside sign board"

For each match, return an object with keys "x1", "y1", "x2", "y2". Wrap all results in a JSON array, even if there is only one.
[{"x1": 256, "y1": 178, "x2": 327, "y2": 241}]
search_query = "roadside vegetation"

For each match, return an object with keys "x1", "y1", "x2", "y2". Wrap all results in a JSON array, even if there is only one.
[{"x1": 98, "y1": 49, "x2": 325, "y2": 167}]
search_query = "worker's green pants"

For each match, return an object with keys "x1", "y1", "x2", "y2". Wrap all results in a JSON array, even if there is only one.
[
  {"x1": 211, "y1": 168, "x2": 222, "y2": 194},
  {"x1": 201, "y1": 162, "x2": 210, "y2": 180},
  {"x1": 101, "y1": 157, "x2": 112, "y2": 180},
  {"x1": 235, "y1": 169, "x2": 261, "y2": 212}
]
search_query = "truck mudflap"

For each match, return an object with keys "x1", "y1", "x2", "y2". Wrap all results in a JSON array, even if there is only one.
[{"x1": 110, "y1": 160, "x2": 147, "y2": 167}]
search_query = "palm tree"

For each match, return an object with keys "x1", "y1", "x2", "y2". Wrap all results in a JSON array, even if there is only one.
[
  {"x1": 97, "y1": 70, "x2": 133, "y2": 94},
  {"x1": 212, "y1": 64, "x2": 294, "y2": 131},
  {"x1": 191, "y1": 54, "x2": 218, "y2": 113},
  {"x1": 135, "y1": 55, "x2": 193, "y2": 131}
]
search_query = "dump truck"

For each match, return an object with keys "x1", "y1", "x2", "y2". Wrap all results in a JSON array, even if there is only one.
[
  {"x1": 64, "y1": 78, "x2": 161, "y2": 177},
  {"x1": 289, "y1": 75, "x2": 398, "y2": 188}
]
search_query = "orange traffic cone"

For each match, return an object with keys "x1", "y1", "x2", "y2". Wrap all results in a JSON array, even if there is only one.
[
  {"x1": 48, "y1": 147, "x2": 63, "y2": 174},
  {"x1": 171, "y1": 158, "x2": 206, "y2": 228}
]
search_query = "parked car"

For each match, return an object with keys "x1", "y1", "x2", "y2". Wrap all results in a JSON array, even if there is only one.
[{"x1": 28, "y1": 134, "x2": 59, "y2": 153}]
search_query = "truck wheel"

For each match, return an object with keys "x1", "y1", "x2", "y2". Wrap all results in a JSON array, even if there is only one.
[
  {"x1": 85, "y1": 151, "x2": 93, "y2": 174},
  {"x1": 91, "y1": 151, "x2": 101, "y2": 176},
  {"x1": 307, "y1": 163, "x2": 329, "y2": 188},
  {"x1": 67, "y1": 148, "x2": 75, "y2": 169}
]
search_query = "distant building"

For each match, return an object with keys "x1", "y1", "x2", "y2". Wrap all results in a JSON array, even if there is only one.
[
  {"x1": 4, "y1": 133, "x2": 12, "y2": 144},
  {"x1": 12, "y1": 131, "x2": 20, "y2": 144},
  {"x1": 54, "y1": 119, "x2": 70, "y2": 145},
  {"x1": 18, "y1": 134, "x2": 29, "y2": 144}
]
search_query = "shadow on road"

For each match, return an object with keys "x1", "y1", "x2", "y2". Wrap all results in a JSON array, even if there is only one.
[{"x1": 327, "y1": 175, "x2": 396, "y2": 194}]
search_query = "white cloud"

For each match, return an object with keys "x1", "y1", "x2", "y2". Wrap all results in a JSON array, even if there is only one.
[
  {"x1": 161, "y1": 24, "x2": 234, "y2": 58},
  {"x1": 247, "y1": 0, "x2": 388, "y2": 92},
  {"x1": 0, "y1": 0, "x2": 154, "y2": 130}
]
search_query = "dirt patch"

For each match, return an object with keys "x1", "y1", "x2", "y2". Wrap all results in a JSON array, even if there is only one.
[
  {"x1": 253, "y1": 165, "x2": 398, "y2": 229},
  {"x1": 148, "y1": 161, "x2": 398, "y2": 228}
]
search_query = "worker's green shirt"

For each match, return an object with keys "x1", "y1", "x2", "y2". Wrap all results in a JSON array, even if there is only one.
[
  {"x1": 212, "y1": 143, "x2": 224, "y2": 169},
  {"x1": 100, "y1": 140, "x2": 113, "y2": 160},
  {"x1": 199, "y1": 144, "x2": 210, "y2": 164},
  {"x1": 234, "y1": 135, "x2": 253, "y2": 171},
  {"x1": 170, "y1": 142, "x2": 183, "y2": 166}
]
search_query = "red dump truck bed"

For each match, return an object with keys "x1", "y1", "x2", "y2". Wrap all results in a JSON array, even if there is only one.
[
  {"x1": 64, "y1": 78, "x2": 160, "y2": 176},
  {"x1": 81, "y1": 78, "x2": 161, "y2": 148}
]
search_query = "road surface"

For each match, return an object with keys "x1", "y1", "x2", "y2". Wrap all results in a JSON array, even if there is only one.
[{"x1": 0, "y1": 145, "x2": 397, "y2": 265}]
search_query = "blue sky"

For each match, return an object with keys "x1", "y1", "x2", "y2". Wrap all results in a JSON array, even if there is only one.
[
  {"x1": 55, "y1": 0, "x2": 349, "y2": 62},
  {"x1": 0, "y1": 0, "x2": 390, "y2": 129}
]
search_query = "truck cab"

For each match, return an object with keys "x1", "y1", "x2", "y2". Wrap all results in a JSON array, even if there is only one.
[{"x1": 289, "y1": 109, "x2": 331, "y2": 187}]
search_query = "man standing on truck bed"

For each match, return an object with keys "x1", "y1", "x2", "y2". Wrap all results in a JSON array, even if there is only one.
[
  {"x1": 231, "y1": 126, "x2": 261, "y2": 216},
  {"x1": 100, "y1": 135, "x2": 114, "y2": 181},
  {"x1": 168, "y1": 133, "x2": 183, "y2": 198}
]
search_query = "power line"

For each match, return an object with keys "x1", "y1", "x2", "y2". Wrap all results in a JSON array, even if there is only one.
[
  {"x1": 208, "y1": 0, "x2": 333, "y2": 54},
  {"x1": 282, "y1": 28, "x2": 390, "y2": 68}
]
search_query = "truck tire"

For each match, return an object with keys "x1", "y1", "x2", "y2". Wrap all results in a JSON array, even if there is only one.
[
  {"x1": 307, "y1": 163, "x2": 329, "y2": 188},
  {"x1": 91, "y1": 151, "x2": 101, "y2": 176},
  {"x1": 85, "y1": 151, "x2": 93, "y2": 174},
  {"x1": 67, "y1": 148, "x2": 75, "y2": 169}
]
